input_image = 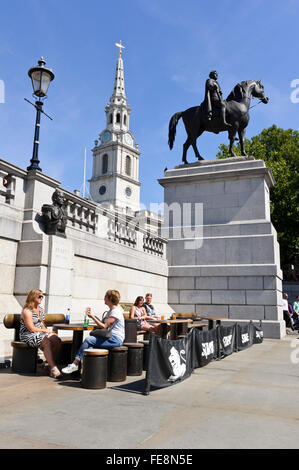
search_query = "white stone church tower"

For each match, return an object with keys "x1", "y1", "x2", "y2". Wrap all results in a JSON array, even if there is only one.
[{"x1": 89, "y1": 42, "x2": 141, "y2": 213}]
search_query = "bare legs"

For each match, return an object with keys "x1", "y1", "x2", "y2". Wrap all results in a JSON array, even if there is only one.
[
  {"x1": 142, "y1": 323, "x2": 170, "y2": 337},
  {"x1": 41, "y1": 335, "x2": 61, "y2": 374}
]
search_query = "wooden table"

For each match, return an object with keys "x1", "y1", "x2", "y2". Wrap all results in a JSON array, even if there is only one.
[
  {"x1": 148, "y1": 319, "x2": 190, "y2": 339},
  {"x1": 53, "y1": 323, "x2": 97, "y2": 362},
  {"x1": 197, "y1": 317, "x2": 227, "y2": 330}
]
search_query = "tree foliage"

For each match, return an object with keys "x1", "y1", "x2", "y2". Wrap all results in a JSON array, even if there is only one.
[{"x1": 216, "y1": 125, "x2": 299, "y2": 268}]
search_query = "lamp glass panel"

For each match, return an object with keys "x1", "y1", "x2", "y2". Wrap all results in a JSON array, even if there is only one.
[
  {"x1": 31, "y1": 70, "x2": 42, "y2": 95},
  {"x1": 40, "y1": 71, "x2": 51, "y2": 96}
]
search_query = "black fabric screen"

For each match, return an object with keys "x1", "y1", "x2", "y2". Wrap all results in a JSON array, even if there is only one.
[
  {"x1": 218, "y1": 324, "x2": 236, "y2": 357},
  {"x1": 236, "y1": 323, "x2": 253, "y2": 351},
  {"x1": 147, "y1": 331, "x2": 193, "y2": 388},
  {"x1": 192, "y1": 328, "x2": 217, "y2": 368}
]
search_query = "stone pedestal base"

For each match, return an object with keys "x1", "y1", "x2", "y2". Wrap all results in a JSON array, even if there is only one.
[
  {"x1": 15, "y1": 235, "x2": 73, "y2": 314},
  {"x1": 159, "y1": 157, "x2": 284, "y2": 338}
]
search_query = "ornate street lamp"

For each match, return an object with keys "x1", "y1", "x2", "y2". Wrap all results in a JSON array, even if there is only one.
[{"x1": 26, "y1": 57, "x2": 55, "y2": 171}]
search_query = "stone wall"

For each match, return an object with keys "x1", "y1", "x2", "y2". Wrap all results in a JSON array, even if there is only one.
[{"x1": 0, "y1": 158, "x2": 170, "y2": 358}]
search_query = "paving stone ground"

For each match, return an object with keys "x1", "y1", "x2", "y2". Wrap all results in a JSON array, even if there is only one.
[{"x1": 1, "y1": 334, "x2": 299, "y2": 449}]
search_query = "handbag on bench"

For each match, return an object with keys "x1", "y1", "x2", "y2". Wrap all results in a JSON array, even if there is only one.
[{"x1": 90, "y1": 312, "x2": 113, "y2": 339}]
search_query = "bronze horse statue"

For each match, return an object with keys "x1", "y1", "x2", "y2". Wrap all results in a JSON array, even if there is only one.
[{"x1": 168, "y1": 80, "x2": 269, "y2": 163}]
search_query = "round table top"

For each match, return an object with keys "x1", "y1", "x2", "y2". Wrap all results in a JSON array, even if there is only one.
[
  {"x1": 198, "y1": 317, "x2": 227, "y2": 321},
  {"x1": 52, "y1": 323, "x2": 97, "y2": 331},
  {"x1": 148, "y1": 319, "x2": 191, "y2": 324}
]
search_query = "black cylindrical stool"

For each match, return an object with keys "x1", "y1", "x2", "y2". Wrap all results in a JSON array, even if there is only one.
[
  {"x1": 124, "y1": 319, "x2": 137, "y2": 343},
  {"x1": 55, "y1": 338, "x2": 72, "y2": 367},
  {"x1": 107, "y1": 346, "x2": 128, "y2": 382},
  {"x1": 124, "y1": 343, "x2": 144, "y2": 376},
  {"x1": 177, "y1": 322, "x2": 188, "y2": 336},
  {"x1": 11, "y1": 342, "x2": 37, "y2": 374},
  {"x1": 81, "y1": 349, "x2": 108, "y2": 389},
  {"x1": 138, "y1": 340, "x2": 149, "y2": 371}
]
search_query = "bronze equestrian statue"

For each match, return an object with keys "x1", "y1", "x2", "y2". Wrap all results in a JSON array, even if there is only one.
[{"x1": 168, "y1": 72, "x2": 269, "y2": 163}]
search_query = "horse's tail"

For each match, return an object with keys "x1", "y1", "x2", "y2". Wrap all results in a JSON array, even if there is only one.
[{"x1": 168, "y1": 112, "x2": 183, "y2": 150}]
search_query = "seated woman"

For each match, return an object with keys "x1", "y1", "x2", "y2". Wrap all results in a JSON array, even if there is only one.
[
  {"x1": 130, "y1": 296, "x2": 161, "y2": 335},
  {"x1": 62, "y1": 289, "x2": 124, "y2": 374},
  {"x1": 20, "y1": 289, "x2": 62, "y2": 378}
]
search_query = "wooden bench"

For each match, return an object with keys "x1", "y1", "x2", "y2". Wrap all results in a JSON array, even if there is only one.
[
  {"x1": 175, "y1": 312, "x2": 197, "y2": 320},
  {"x1": 171, "y1": 312, "x2": 197, "y2": 335},
  {"x1": 188, "y1": 321, "x2": 209, "y2": 331},
  {"x1": 3, "y1": 313, "x2": 71, "y2": 373},
  {"x1": 197, "y1": 316, "x2": 227, "y2": 329},
  {"x1": 120, "y1": 303, "x2": 148, "y2": 341}
]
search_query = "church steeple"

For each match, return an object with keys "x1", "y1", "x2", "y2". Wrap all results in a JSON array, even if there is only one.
[
  {"x1": 111, "y1": 40, "x2": 126, "y2": 103},
  {"x1": 89, "y1": 41, "x2": 141, "y2": 213},
  {"x1": 105, "y1": 41, "x2": 131, "y2": 133}
]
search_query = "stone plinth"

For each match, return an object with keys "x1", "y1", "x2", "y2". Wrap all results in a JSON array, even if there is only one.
[{"x1": 158, "y1": 157, "x2": 284, "y2": 338}]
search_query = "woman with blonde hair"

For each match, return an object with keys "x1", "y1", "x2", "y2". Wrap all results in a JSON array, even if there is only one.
[
  {"x1": 62, "y1": 290, "x2": 125, "y2": 374},
  {"x1": 20, "y1": 289, "x2": 62, "y2": 378}
]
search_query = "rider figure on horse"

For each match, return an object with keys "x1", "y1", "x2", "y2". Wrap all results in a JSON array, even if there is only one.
[{"x1": 204, "y1": 70, "x2": 231, "y2": 127}]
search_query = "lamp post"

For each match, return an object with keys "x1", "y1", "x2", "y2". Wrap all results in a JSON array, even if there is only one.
[{"x1": 26, "y1": 57, "x2": 55, "y2": 172}]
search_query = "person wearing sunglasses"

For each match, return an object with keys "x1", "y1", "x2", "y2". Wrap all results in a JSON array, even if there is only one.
[{"x1": 20, "y1": 289, "x2": 62, "y2": 378}]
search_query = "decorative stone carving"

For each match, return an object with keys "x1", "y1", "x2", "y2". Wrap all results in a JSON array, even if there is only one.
[{"x1": 41, "y1": 189, "x2": 67, "y2": 236}]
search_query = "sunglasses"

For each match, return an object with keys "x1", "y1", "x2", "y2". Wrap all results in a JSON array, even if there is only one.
[{"x1": 37, "y1": 295, "x2": 44, "y2": 299}]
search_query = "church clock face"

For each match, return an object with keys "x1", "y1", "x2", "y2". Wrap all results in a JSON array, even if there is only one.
[
  {"x1": 124, "y1": 133, "x2": 133, "y2": 146},
  {"x1": 99, "y1": 185, "x2": 106, "y2": 195},
  {"x1": 102, "y1": 131, "x2": 111, "y2": 143},
  {"x1": 125, "y1": 186, "x2": 132, "y2": 197}
]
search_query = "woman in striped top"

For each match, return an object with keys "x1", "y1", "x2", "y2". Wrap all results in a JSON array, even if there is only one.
[
  {"x1": 130, "y1": 296, "x2": 161, "y2": 335},
  {"x1": 20, "y1": 289, "x2": 62, "y2": 378}
]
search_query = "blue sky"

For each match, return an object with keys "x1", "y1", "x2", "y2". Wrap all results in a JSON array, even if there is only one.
[{"x1": 0, "y1": 0, "x2": 298, "y2": 208}]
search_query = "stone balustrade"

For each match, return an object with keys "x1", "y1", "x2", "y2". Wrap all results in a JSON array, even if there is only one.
[
  {"x1": 63, "y1": 192, "x2": 98, "y2": 234},
  {"x1": 143, "y1": 234, "x2": 165, "y2": 257},
  {"x1": 107, "y1": 216, "x2": 137, "y2": 247},
  {"x1": 61, "y1": 189, "x2": 166, "y2": 257},
  {"x1": 0, "y1": 158, "x2": 166, "y2": 258}
]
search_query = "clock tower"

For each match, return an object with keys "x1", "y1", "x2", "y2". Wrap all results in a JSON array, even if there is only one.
[{"x1": 89, "y1": 41, "x2": 141, "y2": 213}]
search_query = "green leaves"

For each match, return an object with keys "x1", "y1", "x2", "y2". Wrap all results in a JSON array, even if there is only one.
[{"x1": 217, "y1": 125, "x2": 299, "y2": 267}]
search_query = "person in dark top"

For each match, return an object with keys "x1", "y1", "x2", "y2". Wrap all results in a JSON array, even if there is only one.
[
  {"x1": 143, "y1": 293, "x2": 157, "y2": 317},
  {"x1": 283, "y1": 293, "x2": 293, "y2": 332}
]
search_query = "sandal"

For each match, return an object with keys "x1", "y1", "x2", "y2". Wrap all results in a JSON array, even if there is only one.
[{"x1": 50, "y1": 366, "x2": 63, "y2": 379}]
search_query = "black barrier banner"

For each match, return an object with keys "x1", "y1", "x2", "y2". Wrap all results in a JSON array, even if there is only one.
[
  {"x1": 145, "y1": 331, "x2": 193, "y2": 389},
  {"x1": 252, "y1": 323, "x2": 264, "y2": 344},
  {"x1": 192, "y1": 328, "x2": 217, "y2": 368},
  {"x1": 236, "y1": 323, "x2": 253, "y2": 351},
  {"x1": 144, "y1": 321, "x2": 263, "y2": 394},
  {"x1": 218, "y1": 324, "x2": 236, "y2": 357}
]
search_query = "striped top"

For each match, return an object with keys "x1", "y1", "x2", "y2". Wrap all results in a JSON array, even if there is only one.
[{"x1": 19, "y1": 306, "x2": 46, "y2": 348}]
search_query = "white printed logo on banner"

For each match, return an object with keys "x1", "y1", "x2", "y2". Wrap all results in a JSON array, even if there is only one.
[
  {"x1": 241, "y1": 333, "x2": 249, "y2": 344},
  {"x1": 202, "y1": 341, "x2": 214, "y2": 359},
  {"x1": 168, "y1": 347, "x2": 186, "y2": 382},
  {"x1": 223, "y1": 335, "x2": 232, "y2": 348},
  {"x1": 256, "y1": 331, "x2": 263, "y2": 340}
]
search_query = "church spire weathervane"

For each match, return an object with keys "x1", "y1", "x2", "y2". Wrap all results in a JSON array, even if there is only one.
[{"x1": 115, "y1": 40, "x2": 125, "y2": 57}]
